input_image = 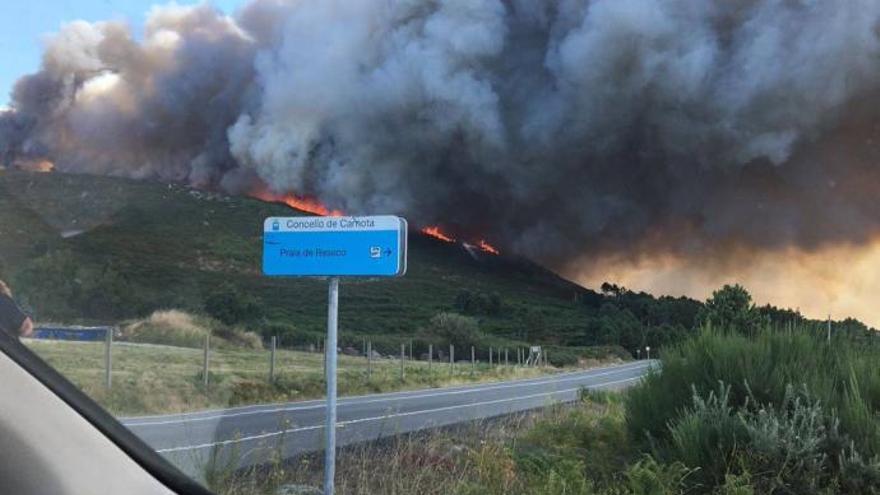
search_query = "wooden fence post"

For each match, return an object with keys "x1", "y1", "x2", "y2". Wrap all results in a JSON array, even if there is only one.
[
  {"x1": 450, "y1": 344, "x2": 454, "y2": 374},
  {"x1": 471, "y1": 346, "x2": 475, "y2": 375},
  {"x1": 269, "y1": 336, "x2": 277, "y2": 383},
  {"x1": 104, "y1": 327, "x2": 113, "y2": 390},
  {"x1": 202, "y1": 334, "x2": 210, "y2": 387},
  {"x1": 400, "y1": 343, "x2": 405, "y2": 381}
]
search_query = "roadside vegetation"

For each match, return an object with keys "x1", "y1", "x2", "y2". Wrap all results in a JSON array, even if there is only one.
[
  {"x1": 625, "y1": 328, "x2": 880, "y2": 494},
  {"x1": 207, "y1": 391, "x2": 648, "y2": 495},
  {"x1": 210, "y1": 285, "x2": 880, "y2": 495}
]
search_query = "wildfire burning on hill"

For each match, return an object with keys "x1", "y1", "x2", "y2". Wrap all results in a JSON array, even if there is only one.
[
  {"x1": 254, "y1": 191, "x2": 500, "y2": 255},
  {"x1": 251, "y1": 189, "x2": 344, "y2": 217},
  {"x1": 422, "y1": 227, "x2": 501, "y2": 255},
  {"x1": 6, "y1": 1, "x2": 880, "y2": 322},
  {"x1": 421, "y1": 226, "x2": 500, "y2": 255},
  {"x1": 477, "y1": 240, "x2": 500, "y2": 256},
  {"x1": 421, "y1": 226, "x2": 455, "y2": 243},
  {"x1": 13, "y1": 159, "x2": 54, "y2": 173}
]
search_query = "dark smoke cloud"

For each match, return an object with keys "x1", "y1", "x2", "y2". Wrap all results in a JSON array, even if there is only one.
[{"x1": 4, "y1": 0, "x2": 880, "y2": 264}]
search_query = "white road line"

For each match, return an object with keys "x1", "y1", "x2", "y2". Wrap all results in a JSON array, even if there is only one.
[
  {"x1": 126, "y1": 363, "x2": 652, "y2": 427},
  {"x1": 156, "y1": 375, "x2": 643, "y2": 453},
  {"x1": 124, "y1": 361, "x2": 652, "y2": 423}
]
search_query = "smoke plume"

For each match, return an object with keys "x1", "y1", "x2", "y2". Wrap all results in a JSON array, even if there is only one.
[{"x1": 4, "y1": 0, "x2": 880, "y2": 269}]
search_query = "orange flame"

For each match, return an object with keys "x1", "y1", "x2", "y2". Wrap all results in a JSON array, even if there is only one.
[
  {"x1": 477, "y1": 240, "x2": 500, "y2": 255},
  {"x1": 250, "y1": 189, "x2": 502, "y2": 255},
  {"x1": 421, "y1": 226, "x2": 455, "y2": 243},
  {"x1": 277, "y1": 196, "x2": 344, "y2": 217},
  {"x1": 252, "y1": 189, "x2": 344, "y2": 217},
  {"x1": 15, "y1": 159, "x2": 55, "y2": 173}
]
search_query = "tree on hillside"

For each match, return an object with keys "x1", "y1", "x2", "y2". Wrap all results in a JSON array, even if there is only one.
[
  {"x1": 453, "y1": 289, "x2": 503, "y2": 316},
  {"x1": 834, "y1": 317, "x2": 872, "y2": 342},
  {"x1": 600, "y1": 282, "x2": 628, "y2": 298},
  {"x1": 757, "y1": 304, "x2": 805, "y2": 328},
  {"x1": 424, "y1": 312, "x2": 484, "y2": 350},
  {"x1": 701, "y1": 284, "x2": 764, "y2": 336}
]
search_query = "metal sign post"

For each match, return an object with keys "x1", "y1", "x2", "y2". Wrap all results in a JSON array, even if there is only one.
[
  {"x1": 324, "y1": 277, "x2": 339, "y2": 494},
  {"x1": 263, "y1": 215, "x2": 408, "y2": 495}
]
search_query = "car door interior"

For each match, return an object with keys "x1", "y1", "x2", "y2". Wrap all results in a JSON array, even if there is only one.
[{"x1": 0, "y1": 333, "x2": 212, "y2": 495}]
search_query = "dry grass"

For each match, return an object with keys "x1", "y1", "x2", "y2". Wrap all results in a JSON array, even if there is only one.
[
  {"x1": 211, "y1": 412, "x2": 545, "y2": 495},
  {"x1": 119, "y1": 310, "x2": 262, "y2": 350},
  {"x1": 121, "y1": 310, "x2": 209, "y2": 346},
  {"x1": 23, "y1": 339, "x2": 564, "y2": 416},
  {"x1": 208, "y1": 396, "x2": 627, "y2": 495}
]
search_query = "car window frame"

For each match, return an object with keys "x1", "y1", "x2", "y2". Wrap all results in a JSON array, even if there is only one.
[{"x1": 0, "y1": 332, "x2": 214, "y2": 495}]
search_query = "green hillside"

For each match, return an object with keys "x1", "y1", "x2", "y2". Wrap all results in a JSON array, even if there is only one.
[
  {"x1": 0, "y1": 170, "x2": 630, "y2": 357},
  {"x1": 2, "y1": 170, "x2": 871, "y2": 361}
]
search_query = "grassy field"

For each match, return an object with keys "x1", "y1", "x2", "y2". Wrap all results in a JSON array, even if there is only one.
[{"x1": 24, "y1": 338, "x2": 580, "y2": 416}]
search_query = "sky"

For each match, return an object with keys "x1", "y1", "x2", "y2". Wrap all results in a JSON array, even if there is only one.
[{"x1": 0, "y1": 1, "x2": 241, "y2": 107}]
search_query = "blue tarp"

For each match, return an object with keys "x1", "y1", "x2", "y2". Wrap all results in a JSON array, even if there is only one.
[{"x1": 33, "y1": 326, "x2": 110, "y2": 342}]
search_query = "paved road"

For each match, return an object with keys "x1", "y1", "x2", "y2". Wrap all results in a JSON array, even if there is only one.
[{"x1": 122, "y1": 360, "x2": 655, "y2": 477}]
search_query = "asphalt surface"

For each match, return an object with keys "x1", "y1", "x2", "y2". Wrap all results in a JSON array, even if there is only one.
[{"x1": 121, "y1": 360, "x2": 656, "y2": 477}]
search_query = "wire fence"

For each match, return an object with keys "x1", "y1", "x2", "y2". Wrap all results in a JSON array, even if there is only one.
[{"x1": 28, "y1": 327, "x2": 554, "y2": 391}]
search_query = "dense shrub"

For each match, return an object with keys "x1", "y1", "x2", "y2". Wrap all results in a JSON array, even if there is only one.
[
  {"x1": 13, "y1": 249, "x2": 150, "y2": 320},
  {"x1": 666, "y1": 384, "x2": 746, "y2": 488},
  {"x1": 261, "y1": 322, "x2": 323, "y2": 349},
  {"x1": 204, "y1": 284, "x2": 262, "y2": 325},
  {"x1": 421, "y1": 312, "x2": 486, "y2": 351},
  {"x1": 454, "y1": 289, "x2": 503, "y2": 316},
  {"x1": 627, "y1": 328, "x2": 880, "y2": 493}
]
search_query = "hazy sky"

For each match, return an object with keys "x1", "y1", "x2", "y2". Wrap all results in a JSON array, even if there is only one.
[{"x1": 0, "y1": 1, "x2": 241, "y2": 107}]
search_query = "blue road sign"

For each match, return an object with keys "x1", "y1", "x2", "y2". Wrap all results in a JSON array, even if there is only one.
[
  {"x1": 32, "y1": 326, "x2": 110, "y2": 342},
  {"x1": 263, "y1": 216, "x2": 408, "y2": 277}
]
